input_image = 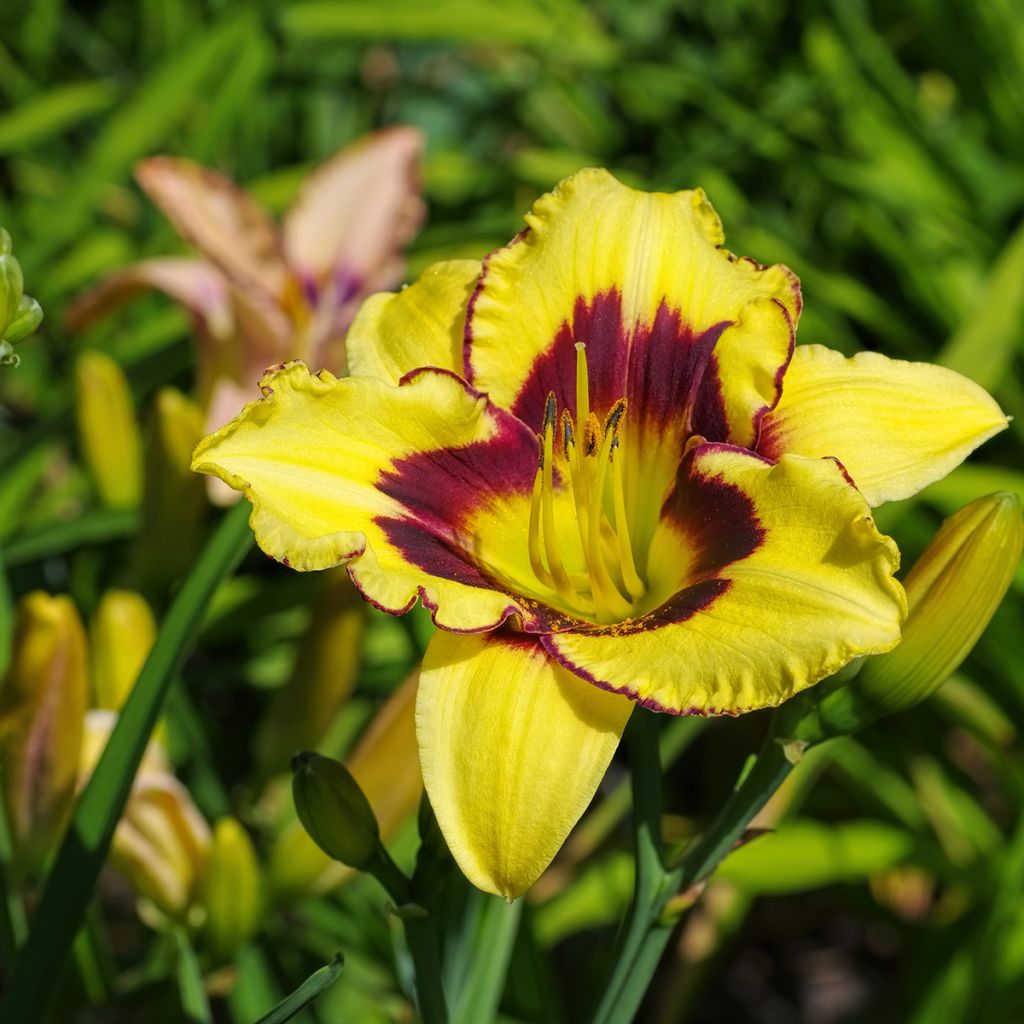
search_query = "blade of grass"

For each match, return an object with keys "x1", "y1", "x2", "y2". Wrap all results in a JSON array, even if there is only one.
[
  {"x1": 2, "y1": 509, "x2": 137, "y2": 567},
  {"x1": 254, "y1": 953, "x2": 345, "y2": 1024},
  {"x1": 0, "y1": 501, "x2": 252, "y2": 1022}
]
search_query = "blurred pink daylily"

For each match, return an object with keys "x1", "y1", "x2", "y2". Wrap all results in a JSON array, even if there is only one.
[{"x1": 68, "y1": 127, "x2": 425, "y2": 445}]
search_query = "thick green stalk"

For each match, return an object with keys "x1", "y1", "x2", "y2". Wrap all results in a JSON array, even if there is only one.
[
  {"x1": 592, "y1": 728, "x2": 793, "y2": 1024},
  {"x1": 0, "y1": 502, "x2": 253, "y2": 1022},
  {"x1": 590, "y1": 709, "x2": 667, "y2": 1023}
]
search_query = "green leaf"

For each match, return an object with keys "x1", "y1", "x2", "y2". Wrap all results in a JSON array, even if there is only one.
[
  {"x1": 254, "y1": 953, "x2": 345, "y2": 1024},
  {"x1": 940, "y1": 218, "x2": 1024, "y2": 389},
  {"x1": 0, "y1": 82, "x2": 116, "y2": 154},
  {"x1": 716, "y1": 819, "x2": 918, "y2": 893},
  {"x1": 0, "y1": 502, "x2": 252, "y2": 1022}
]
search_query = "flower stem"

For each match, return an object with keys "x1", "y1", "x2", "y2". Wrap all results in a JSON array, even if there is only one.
[{"x1": 592, "y1": 722, "x2": 793, "y2": 1024}]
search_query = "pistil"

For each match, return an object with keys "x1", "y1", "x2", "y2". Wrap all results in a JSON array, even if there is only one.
[{"x1": 526, "y1": 343, "x2": 648, "y2": 623}]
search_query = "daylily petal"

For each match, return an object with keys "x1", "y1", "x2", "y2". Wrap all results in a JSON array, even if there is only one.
[
  {"x1": 543, "y1": 446, "x2": 905, "y2": 714},
  {"x1": 65, "y1": 258, "x2": 233, "y2": 339},
  {"x1": 192, "y1": 362, "x2": 560, "y2": 632},
  {"x1": 135, "y1": 156, "x2": 286, "y2": 299},
  {"x1": 283, "y1": 126, "x2": 425, "y2": 294},
  {"x1": 346, "y1": 259, "x2": 482, "y2": 384},
  {"x1": 465, "y1": 168, "x2": 800, "y2": 452},
  {"x1": 417, "y1": 629, "x2": 631, "y2": 899},
  {"x1": 758, "y1": 345, "x2": 1009, "y2": 506}
]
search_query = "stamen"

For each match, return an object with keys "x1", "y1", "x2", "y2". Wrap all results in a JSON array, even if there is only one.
[
  {"x1": 528, "y1": 436, "x2": 554, "y2": 588},
  {"x1": 575, "y1": 342, "x2": 589, "y2": 449},
  {"x1": 585, "y1": 403, "x2": 632, "y2": 619},
  {"x1": 542, "y1": 393, "x2": 576, "y2": 603},
  {"x1": 611, "y1": 436, "x2": 645, "y2": 598},
  {"x1": 583, "y1": 413, "x2": 602, "y2": 457}
]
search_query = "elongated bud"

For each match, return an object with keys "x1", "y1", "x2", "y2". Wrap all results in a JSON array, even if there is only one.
[
  {"x1": 202, "y1": 817, "x2": 263, "y2": 961},
  {"x1": 89, "y1": 589, "x2": 156, "y2": 709},
  {"x1": 268, "y1": 673, "x2": 421, "y2": 897},
  {"x1": 778, "y1": 493, "x2": 1023, "y2": 751},
  {"x1": 291, "y1": 751, "x2": 381, "y2": 871},
  {"x1": 255, "y1": 571, "x2": 364, "y2": 776},
  {"x1": 0, "y1": 228, "x2": 42, "y2": 366},
  {"x1": 82, "y1": 711, "x2": 211, "y2": 922},
  {"x1": 0, "y1": 593, "x2": 88, "y2": 876},
  {"x1": 135, "y1": 388, "x2": 208, "y2": 595},
  {"x1": 74, "y1": 351, "x2": 142, "y2": 509}
]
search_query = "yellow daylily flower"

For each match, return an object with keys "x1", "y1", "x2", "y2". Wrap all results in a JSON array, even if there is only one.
[
  {"x1": 66, "y1": 127, "x2": 425, "y2": 446},
  {"x1": 192, "y1": 169, "x2": 1006, "y2": 899}
]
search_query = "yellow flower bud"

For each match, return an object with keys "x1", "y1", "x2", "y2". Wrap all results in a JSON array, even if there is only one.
[
  {"x1": 81, "y1": 711, "x2": 210, "y2": 922},
  {"x1": 89, "y1": 589, "x2": 157, "y2": 710},
  {"x1": 854, "y1": 491, "x2": 1023, "y2": 713},
  {"x1": 254, "y1": 571, "x2": 364, "y2": 776},
  {"x1": 291, "y1": 751, "x2": 381, "y2": 871},
  {"x1": 0, "y1": 593, "x2": 88, "y2": 876},
  {"x1": 779, "y1": 492, "x2": 1023, "y2": 748},
  {"x1": 269, "y1": 673, "x2": 422, "y2": 896},
  {"x1": 74, "y1": 351, "x2": 142, "y2": 509},
  {"x1": 135, "y1": 388, "x2": 208, "y2": 594},
  {"x1": 202, "y1": 817, "x2": 262, "y2": 961}
]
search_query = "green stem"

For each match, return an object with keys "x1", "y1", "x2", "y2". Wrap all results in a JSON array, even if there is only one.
[
  {"x1": 592, "y1": 730, "x2": 793, "y2": 1024},
  {"x1": 405, "y1": 915, "x2": 449, "y2": 1024},
  {"x1": 450, "y1": 894, "x2": 522, "y2": 1024},
  {"x1": 0, "y1": 502, "x2": 253, "y2": 1023},
  {"x1": 590, "y1": 709, "x2": 667, "y2": 1024}
]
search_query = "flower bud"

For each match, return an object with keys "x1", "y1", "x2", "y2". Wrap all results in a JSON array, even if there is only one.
[
  {"x1": 0, "y1": 251, "x2": 25, "y2": 336},
  {"x1": 89, "y1": 589, "x2": 157, "y2": 709},
  {"x1": 779, "y1": 492, "x2": 1023, "y2": 749},
  {"x1": 74, "y1": 350, "x2": 142, "y2": 509},
  {"x1": 291, "y1": 751, "x2": 381, "y2": 871},
  {"x1": 82, "y1": 711, "x2": 211, "y2": 922},
  {"x1": 255, "y1": 571, "x2": 364, "y2": 776},
  {"x1": 0, "y1": 593, "x2": 88, "y2": 876},
  {"x1": 135, "y1": 388, "x2": 208, "y2": 595},
  {"x1": 201, "y1": 817, "x2": 262, "y2": 961},
  {"x1": 269, "y1": 673, "x2": 421, "y2": 897}
]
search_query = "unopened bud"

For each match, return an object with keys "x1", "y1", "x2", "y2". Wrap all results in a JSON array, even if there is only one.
[
  {"x1": 0, "y1": 593, "x2": 88, "y2": 875},
  {"x1": 268, "y1": 673, "x2": 421, "y2": 897},
  {"x1": 135, "y1": 388, "x2": 208, "y2": 595},
  {"x1": 89, "y1": 589, "x2": 156, "y2": 709},
  {"x1": 255, "y1": 571, "x2": 364, "y2": 776},
  {"x1": 291, "y1": 751, "x2": 381, "y2": 871},
  {"x1": 202, "y1": 817, "x2": 262, "y2": 961},
  {"x1": 779, "y1": 493, "x2": 1023, "y2": 748},
  {"x1": 0, "y1": 252, "x2": 24, "y2": 335},
  {"x1": 0, "y1": 228, "x2": 42, "y2": 364},
  {"x1": 74, "y1": 351, "x2": 142, "y2": 509}
]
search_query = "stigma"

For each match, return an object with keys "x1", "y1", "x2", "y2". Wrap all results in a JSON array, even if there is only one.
[{"x1": 528, "y1": 342, "x2": 646, "y2": 623}]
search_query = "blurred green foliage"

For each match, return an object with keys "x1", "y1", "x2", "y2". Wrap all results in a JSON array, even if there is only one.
[{"x1": 2, "y1": 0, "x2": 1024, "y2": 1021}]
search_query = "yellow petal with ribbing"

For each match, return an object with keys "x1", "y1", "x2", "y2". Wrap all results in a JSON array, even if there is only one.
[
  {"x1": 544, "y1": 448, "x2": 906, "y2": 714},
  {"x1": 418, "y1": 630, "x2": 631, "y2": 900},
  {"x1": 345, "y1": 259, "x2": 480, "y2": 383},
  {"x1": 466, "y1": 169, "x2": 799, "y2": 448},
  {"x1": 758, "y1": 345, "x2": 1008, "y2": 506},
  {"x1": 191, "y1": 362, "x2": 541, "y2": 632}
]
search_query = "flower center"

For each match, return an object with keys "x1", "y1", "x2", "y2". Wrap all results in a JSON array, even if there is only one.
[{"x1": 527, "y1": 342, "x2": 648, "y2": 624}]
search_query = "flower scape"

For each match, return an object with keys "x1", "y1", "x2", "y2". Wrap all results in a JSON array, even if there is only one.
[{"x1": 192, "y1": 169, "x2": 1007, "y2": 900}]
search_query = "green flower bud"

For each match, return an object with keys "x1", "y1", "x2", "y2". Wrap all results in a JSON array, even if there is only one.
[
  {"x1": 74, "y1": 351, "x2": 143, "y2": 509},
  {"x1": 202, "y1": 817, "x2": 263, "y2": 961},
  {"x1": 778, "y1": 493, "x2": 1023, "y2": 751},
  {"x1": 4, "y1": 296, "x2": 43, "y2": 344},
  {"x1": 0, "y1": 253, "x2": 25, "y2": 336},
  {"x1": 0, "y1": 593, "x2": 88, "y2": 876},
  {"x1": 89, "y1": 589, "x2": 157, "y2": 710},
  {"x1": 291, "y1": 751, "x2": 381, "y2": 871}
]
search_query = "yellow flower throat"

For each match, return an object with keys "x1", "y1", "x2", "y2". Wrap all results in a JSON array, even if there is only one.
[{"x1": 527, "y1": 343, "x2": 647, "y2": 623}]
